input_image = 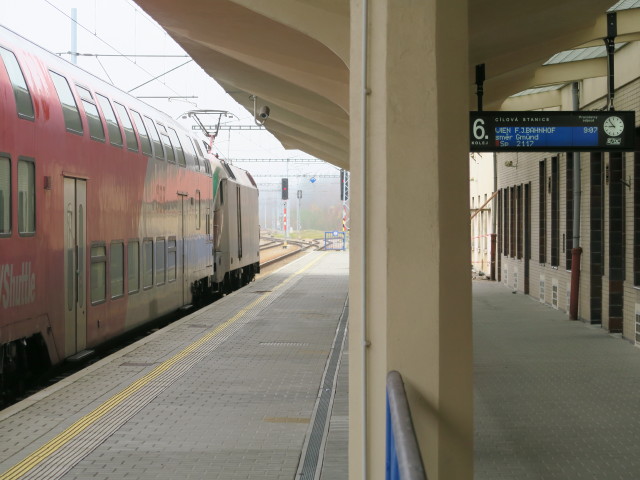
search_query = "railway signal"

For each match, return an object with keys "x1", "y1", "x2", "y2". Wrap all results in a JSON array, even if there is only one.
[{"x1": 281, "y1": 178, "x2": 288, "y2": 200}]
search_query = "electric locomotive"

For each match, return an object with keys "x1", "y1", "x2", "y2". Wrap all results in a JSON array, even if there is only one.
[{"x1": 0, "y1": 25, "x2": 260, "y2": 396}]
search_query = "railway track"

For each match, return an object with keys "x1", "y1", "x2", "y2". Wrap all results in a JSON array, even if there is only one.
[{"x1": 259, "y1": 236, "x2": 320, "y2": 269}]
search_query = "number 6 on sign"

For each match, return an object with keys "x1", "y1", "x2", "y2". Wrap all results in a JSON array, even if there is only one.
[{"x1": 473, "y1": 118, "x2": 486, "y2": 140}]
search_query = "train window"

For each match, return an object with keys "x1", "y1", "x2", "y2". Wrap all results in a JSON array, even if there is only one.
[
  {"x1": 196, "y1": 190, "x2": 201, "y2": 230},
  {"x1": 186, "y1": 137, "x2": 202, "y2": 171},
  {"x1": 76, "y1": 85, "x2": 105, "y2": 142},
  {"x1": 83, "y1": 101, "x2": 105, "y2": 141},
  {"x1": 110, "y1": 241, "x2": 124, "y2": 299},
  {"x1": 143, "y1": 238, "x2": 153, "y2": 290},
  {"x1": 49, "y1": 71, "x2": 82, "y2": 134},
  {"x1": 114, "y1": 103, "x2": 138, "y2": 152},
  {"x1": 95, "y1": 94, "x2": 123, "y2": 147},
  {"x1": 204, "y1": 159, "x2": 211, "y2": 175},
  {"x1": 0, "y1": 47, "x2": 34, "y2": 120},
  {"x1": 193, "y1": 137, "x2": 205, "y2": 158},
  {"x1": 76, "y1": 85, "x2": 93, "y2": 100},
  {"x1": 221, "y1": 161, "x2": 235, "y2": 180},
  {"x1": 130, "y1": 110, "x2": 152, "y2": 157},
  {"x1": 245, "y1": 171, "x2": 257, "y2": 187},
  {"x1": 18, "y1": 158, "x2": 35, "y2": 235},
  {"x1": 127, "y1": 240, "x2": 140, "y2": 294},
  {"x1": 167, "y1": 237, "x2": 176, "y2": 282},
  {"x1": 90, "y1": 243, "x2": 107, "y2": 305},
  {"x1": 156, "y1": 237, "x2": 166, "y2": 286},
  {"x1": 167, "y1": 128, "x2": 186, "y2": 167},
  {"x1": 156, "y1": 124, "x2": 175, "y2": 163},
  {"x1": 0, "y1": 156, "x2": 10, "y2": 235},
  {"x1": 144, "y1": 116, "x2": 164, "y2": 160}
]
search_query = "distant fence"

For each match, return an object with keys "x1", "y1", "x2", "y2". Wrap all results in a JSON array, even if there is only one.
[
  {"x1": 386, "y1": 371, "x2": 427, "y2": 480},
  {"x1": 324, "y1": 231, "x2": 346, "y2": 250}
]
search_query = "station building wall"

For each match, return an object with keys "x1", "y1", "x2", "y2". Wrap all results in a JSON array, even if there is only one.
[
  {"x1": 496, "y1": 66, "x2": 640, "y2": 344},
  {"x1": 470, "y1": 153, "x2": 495, "y2": 278}
]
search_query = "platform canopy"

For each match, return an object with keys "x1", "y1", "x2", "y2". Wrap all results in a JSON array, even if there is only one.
[{"x1": 133, "y1": 0, "x2": 640, "y2": 168}]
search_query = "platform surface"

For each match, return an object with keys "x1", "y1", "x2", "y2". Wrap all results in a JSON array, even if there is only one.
[
  {"x1": 0, "y1": 251, "x2": 349, "y2": 480},
  {"x1": 474, "y1": 280, "x2": 640, "y2": 480}
]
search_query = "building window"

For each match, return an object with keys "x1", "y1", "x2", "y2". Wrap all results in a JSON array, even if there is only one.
[
  {"x1": 0, "y1": 156, "x2": 10, "y2": 235},
  {"x1": 143, "y1": 238, "x2": 153, "y2": 289},
  {"x1": 114, "y1": 103, "x2": 139, "y2": 152},
  {"x1": 168, "y1": 237, "x2": 177, "y2": 282},
  {"x1": 156, "y1": 237, "x2": 166, "y2": 286},
  {"x1": 50, "y1": 71, "x2": 83, "y2": 134},
  {"x1": 510, "y1": 186, "x2": 516, "y2": 258},
  {"x1": 517, "y1": 184, "x2": 523, "y2": 260},
  {"x1": 96, "y1": 94, "x2": 123, "y2": 147},
  {"x1": 503, "y1": 188, "x2": 509, "y2": 256},
  {"x1": 0, "y1": 47, "x2": 35, "y2": 119},
  {"x1": 18, "y1": 158, "x2": 35, "y2": 235},
  {"x1": 128, "y1": 240, "x2": 140, "y2": 294},
  {"x1": 90, "y1": 243, "x2": 107, "y2": 304},
  {"x1": 525, "y1": 182, "x2": 531, "y2": 261},
  {"x1": 539, "y1": 160, "x2": 547, "y2": 264},
  {"x1": 497, "y1": 190, "x2": 502, "y2": 260},
  {"x1": 110, "y1": 241, "x2": 124, "y2": 299},
  {"x1": 550, "y1": 156, "x2": 559, "y2": 267},
  {"x1": 130, "y1": 110, "x2": 152, "y2": 156},
  {"x1": 566, "y1": 154, "x2": 574, "y2": 269}
]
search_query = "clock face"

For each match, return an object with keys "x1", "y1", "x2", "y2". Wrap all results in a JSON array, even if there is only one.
[{"x1": 603, "y1": 115, "x2": 625, "y2": 137}]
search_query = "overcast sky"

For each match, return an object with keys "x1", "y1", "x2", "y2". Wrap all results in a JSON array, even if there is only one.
[
  {"x1": 0, "y1": 0, "x2": 340, "y2": 178},
  {"x1": 0, "y1": 0, "x2": 345, "y2": 229}
]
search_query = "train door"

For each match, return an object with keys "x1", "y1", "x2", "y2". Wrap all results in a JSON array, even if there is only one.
[
  {"x1": 179, "y1": 192, "x2": 189, "y2": 305},
  {"x1": 63, "y1": 177, "x2": 87, "y2": 356}
]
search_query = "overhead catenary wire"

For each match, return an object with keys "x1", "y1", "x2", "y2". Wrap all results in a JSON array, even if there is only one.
[
  {"x1": 57, "y1": 53, "x2": 190, "y2": 58},
  {"x1": 41, "y1": 0, "x2": 190, "y2": 98},
  {"x1": 127, "y1": 59, "x2": 193, "y2": 93}
]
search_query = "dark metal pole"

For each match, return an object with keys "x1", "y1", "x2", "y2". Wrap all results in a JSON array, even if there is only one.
[
  {"x1": 570, "y1": 82, "x2": 582, "y2": 320},
  {"x1": 605, "y1": 12, "x2": 617, "y2": 111},
  {"x1": 475, "y1": 64, "x2": 485, "y2": 112}
]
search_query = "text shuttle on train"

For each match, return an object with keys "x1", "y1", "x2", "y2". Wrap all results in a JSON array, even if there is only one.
[{"x1": 0, "y1": 25, "x2": 260, "y2": 397}]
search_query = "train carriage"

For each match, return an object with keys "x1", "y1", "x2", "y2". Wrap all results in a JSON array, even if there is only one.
[{"x1": 0, "y1": 25, "x2": 259, "y2": 396}]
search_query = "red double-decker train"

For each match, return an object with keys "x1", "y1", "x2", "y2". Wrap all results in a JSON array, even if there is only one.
[{"x1": 0, "y1": 25, "x2": 260, "y2": 397}]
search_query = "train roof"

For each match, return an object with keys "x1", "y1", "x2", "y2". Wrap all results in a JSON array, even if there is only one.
[
  {"x1": 0, "y1": 23, "x2": 207, "y2": 150},
  {"x1": 215, "y1": 158, "x2": 259, "y2": 191}
]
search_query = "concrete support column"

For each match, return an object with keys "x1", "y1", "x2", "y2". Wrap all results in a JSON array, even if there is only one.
[{"x1": 349, "y1": 1, "x2": 472, "y2": 479}]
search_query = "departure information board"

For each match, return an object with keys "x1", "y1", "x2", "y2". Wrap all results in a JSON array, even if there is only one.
[{"x1": 470, "y1": 111, "x2": 635, "y2": 152}]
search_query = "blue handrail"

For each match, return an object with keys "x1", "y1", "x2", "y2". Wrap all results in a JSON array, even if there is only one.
[{"x1": 386, "y1": 370, "x2": 427, "y2": 480}]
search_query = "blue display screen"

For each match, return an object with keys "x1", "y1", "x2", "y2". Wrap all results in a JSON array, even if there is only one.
[
  {"x1": 470, "y1": 111, "x2": 635, "y2": 152},
  {"x1": 493, "y1": 126, "x2": 599, "y2": 149}
]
